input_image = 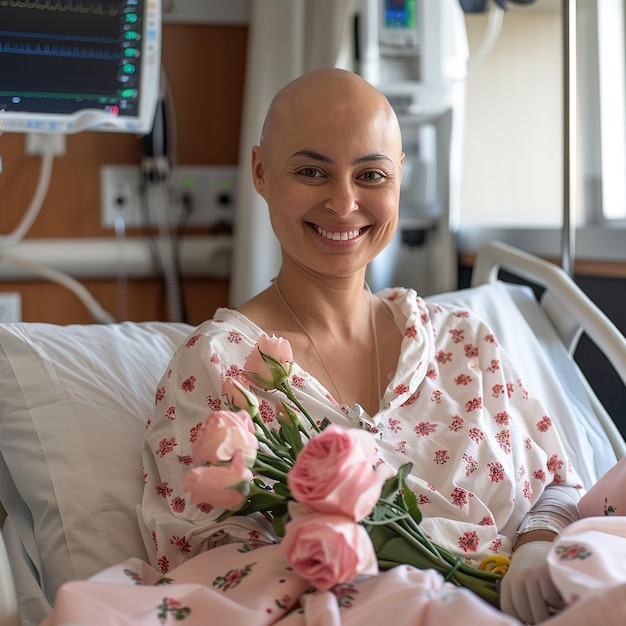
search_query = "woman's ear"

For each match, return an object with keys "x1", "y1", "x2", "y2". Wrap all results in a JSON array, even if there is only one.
[{"x1": 251, "y1": 145, "x2": 266, "y2": 196}]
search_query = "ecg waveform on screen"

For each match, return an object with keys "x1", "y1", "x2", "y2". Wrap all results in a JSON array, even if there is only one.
[
  {"x1": 0, "y1": 0, "x2": 143, "y2": 118},
  {"x1": 0, "y1": 0, "x2": 124, "y2": 16},
  {"x1": 0, "y1": 90, "x2": 116, "y2": 104},
  {"x1": 0, "y1": 40, "x2": 119, "y2": 61}
]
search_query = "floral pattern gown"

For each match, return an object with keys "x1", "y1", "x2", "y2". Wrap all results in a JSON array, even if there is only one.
[
  {"x1": 40, "y1": 287, "x2": 626, "y2": 625},
  {"x1": 139, "y1": 287, "x2": 582, "y2": 574}
]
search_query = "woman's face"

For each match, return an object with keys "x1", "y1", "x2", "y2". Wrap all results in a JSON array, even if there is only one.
[{"x1": 252, "y1": 76, "x2": 404, "y2": 280}]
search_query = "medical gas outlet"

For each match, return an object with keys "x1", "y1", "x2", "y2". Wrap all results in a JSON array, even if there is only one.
[{"x1": 100, "y1": 165, "x2": 238, "y2": 229}]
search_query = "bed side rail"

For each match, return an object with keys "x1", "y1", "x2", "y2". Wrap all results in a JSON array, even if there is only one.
[
  {"x1": 471, "y1": 240, "x2": 626, "y2": 375},
  {"x1": 472, "y1": 240, "x2": 626, "y2": 460}
]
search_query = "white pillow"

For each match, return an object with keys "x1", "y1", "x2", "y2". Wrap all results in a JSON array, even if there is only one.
[{"x1": 0, "y1": 320, "x2": 193, "y2": 615}]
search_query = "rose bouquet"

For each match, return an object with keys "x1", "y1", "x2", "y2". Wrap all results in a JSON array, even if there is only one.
[{"x1": 183, "y1": 334, "x2": 508, "y2": 607}]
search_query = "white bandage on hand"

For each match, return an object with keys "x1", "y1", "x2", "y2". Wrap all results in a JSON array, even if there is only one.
[{"x1": 500, "y1": 541, "x2": 563, "y2": 625}]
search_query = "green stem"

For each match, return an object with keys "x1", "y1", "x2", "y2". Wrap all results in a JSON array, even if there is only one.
[
  {"x1": 400, "y1": 516, "x2": 449, "y2": 562},
  {"x1": 255, "y1": 450, "x2": 293, "y2": 473},
  {"x1": 247, "y1": 482, "x2": 286, "y2": 502},
  {"x1": 397, "y1": 517, "x2": 502, "y2": 583},
  {"x1": 254, "y1": 433, "x2": 291, "y2": 459},
  {"x1": 252, "y1": 413, "x2": 273, "y2": 439},
  {"x1": 385, "y1": 520, "x2": 447, "y2": 568},
  {"x1": 381, "y1": 521, "x2": 500, "y2": 608},
  {"x1": 255, "y1": 418, "x2": 291, "y2": 452},
  {"x1": 279, "y1": 383, "x2": 320, "y2": 433},
  {"x1": 253, "y1": 457, "x2": 289, "y2": 482},
  {"x1": 366, "y1": 513, "x2": 411, "y2": 525}
]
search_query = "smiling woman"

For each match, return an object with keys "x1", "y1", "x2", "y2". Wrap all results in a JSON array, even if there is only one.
[
  {"x1": 240, "y1": 70, "x2": 405, "y2": 415},
  {"x1": 249, "y1": 72, "x2": 403, "y2": 291},
  {"x1": 35, "y1": 68, "x2": 607, "y2": 626},
  {"x1": 133, "y1": 69, "x2": 584, "y2": 625}
]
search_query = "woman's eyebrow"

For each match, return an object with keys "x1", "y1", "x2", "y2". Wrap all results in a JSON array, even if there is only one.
[
  {"x1": 353, "y1": 153, "x2": 393, "y2": 165},
  {"x1": 290, "y1": 150, "x2": 331, "y2": 162},
  {"x1": 290, "y1": 150, "x2": 391, "y2": 165}
]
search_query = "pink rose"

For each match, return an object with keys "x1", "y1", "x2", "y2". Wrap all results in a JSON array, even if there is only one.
[
  {"x1": 222, "y1": 378, "x2": 260, "y2": 416},
  {"x1": 244, "y1": 333, "x2": 293, "y2": 390},
  {"x1": 192, "y1": 410, "x2": 258, "y2": 465},
  {"x1": 183, "y1": 449, "x2": 252, "y2": 510},
  {"x1": 287, "y1": 424, "x2": 390, "y2": 521},
  {"x1": 281, "y1": 512, "x2": 378, "y2": 590}
]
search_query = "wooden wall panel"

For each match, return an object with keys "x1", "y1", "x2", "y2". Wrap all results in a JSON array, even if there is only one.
[
  {"x1": 0, "y1": 278, "x2": 230, "y2": 326},
  {"x1": 162, "y1": 25, "x2": 247, "y2": 165},
  {"x1": 0, "y1": 23, "x2": 247, "y2": 323}
]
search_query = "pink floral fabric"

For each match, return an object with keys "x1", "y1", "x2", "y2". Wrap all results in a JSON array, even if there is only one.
[
  {"x1": 39, "y1": 542, "x2": 523, "y2": 626},
  {"x1": 548, "y1": 516, "x2": 626, "y2": 607},
  {"x1": 41, "y1": 541, "x2": 626, "y2": 626},
  {"x1": 139, "y1": 288, "x2": 582, "y2": 575},
  {"x1": 547, "y1": 456, "x2": 626, "y2": 607}
]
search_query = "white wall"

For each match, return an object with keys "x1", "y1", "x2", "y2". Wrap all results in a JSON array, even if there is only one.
[{"x1": 461, "y1": 6, "x2": 563, "y2": 227}]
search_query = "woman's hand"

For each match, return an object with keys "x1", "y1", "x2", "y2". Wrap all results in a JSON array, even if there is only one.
[{"x1": 500, "y1": 536, "x2": 564, "y2": 624}]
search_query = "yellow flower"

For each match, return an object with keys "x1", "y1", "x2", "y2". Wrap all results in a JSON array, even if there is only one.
[{"x1": 478, "y1": 554, "x2": 510, "y2": 576}]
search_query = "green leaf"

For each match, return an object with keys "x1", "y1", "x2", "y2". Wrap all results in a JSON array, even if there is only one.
[
  {"x1": 272, "y1": 482, "x2": 292, "y2": 498},
  {"x1": 380, "y1": 462, "x2": 413, "y2": 500},
  {"x1": 400, "y1": 477, "x2": 422, "y2": 524},
  {"x1": 238, "y1": 496, "x2": 288, "y2": 518},
  {"x1": 376, "y1": 536, "x2": 455, "y2": 579},
  {"x1": 319, "y1": 417, "x2": 332, "y2": 430},
  {"x1": 374, "y1": 534, "x2": 501, "y2": 608},
  {"x1": 278, "y1": 402, "x2": 305, "y2": 457},
  {"x1": 363, "y1": 522, "x2": 398, "y2": 553}
]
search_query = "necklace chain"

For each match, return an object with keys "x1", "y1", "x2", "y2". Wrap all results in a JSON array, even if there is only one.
[{"x1": 273, "y1": 278, "x2": 381, "y2": 413}]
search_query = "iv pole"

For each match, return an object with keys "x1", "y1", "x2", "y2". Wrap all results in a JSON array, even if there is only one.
[{"x1": 561, "y1": 0, "x2": 576, "y2": 276}]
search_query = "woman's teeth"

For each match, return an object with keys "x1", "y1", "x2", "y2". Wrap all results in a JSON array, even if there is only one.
[{"x1": 314, "y1": 226, "x2": 362, "y2": 241}]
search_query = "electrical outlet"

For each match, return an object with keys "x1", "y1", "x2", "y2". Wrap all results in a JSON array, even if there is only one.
[
  {"x1": 25, "y1": 133, "x2": 66, "y2": 156},
  {"x1": 0, "y1": 293, "x2": 21, "y2": 322},
  {"x1": 100, "y1": 165, "x2": 238, "y2": 228}
]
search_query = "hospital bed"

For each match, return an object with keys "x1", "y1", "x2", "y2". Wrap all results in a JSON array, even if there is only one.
[{"x1": 0, "y1": 241, "x2": 625, "y2": 626}]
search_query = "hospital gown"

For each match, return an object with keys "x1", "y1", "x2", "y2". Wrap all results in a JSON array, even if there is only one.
[{"x1": 138, "y1": 287, "x2": 583, "y2": 574}]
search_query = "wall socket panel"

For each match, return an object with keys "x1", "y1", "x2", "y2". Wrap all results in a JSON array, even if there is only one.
[
  {"x1": 0, "y1": 292, "x2": 22, "y2": 322},
  {"x1": 100, "y1": 165, "x2": 238, "y2": 229}
]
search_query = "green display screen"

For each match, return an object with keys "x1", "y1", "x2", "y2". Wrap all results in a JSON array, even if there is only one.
[{"x1": 384, "y1": 0, "x2": 417, "y2": 29}]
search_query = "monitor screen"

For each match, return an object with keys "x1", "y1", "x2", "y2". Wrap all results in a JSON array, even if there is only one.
[
  {"x1": 0, "y1": 0, "x2": 161, "y2": 135},
  {"x1": 383, "y1": 0, "x2": 417, "y2": 29},
  {"x1": 379, "y1": 0, "x2": 420, "y2": 52}
]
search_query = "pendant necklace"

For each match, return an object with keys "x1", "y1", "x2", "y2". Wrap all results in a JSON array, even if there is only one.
[{"x1": 273, "y1": 277, "x2": 382, "y2": 431}]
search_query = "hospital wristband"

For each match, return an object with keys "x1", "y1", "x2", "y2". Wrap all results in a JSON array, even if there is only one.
[{"x1": 514, "y1": 512, "x2": 567, "y2": 546}]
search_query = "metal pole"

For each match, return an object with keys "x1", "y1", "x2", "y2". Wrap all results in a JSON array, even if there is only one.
[{"x1": 562, "y1": 0, "x2": 577, "y2": 276}]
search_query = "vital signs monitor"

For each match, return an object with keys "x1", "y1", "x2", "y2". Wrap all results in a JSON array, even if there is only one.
[{"x1": 0, "y1": 0, "x2": 161, "y2": 135}]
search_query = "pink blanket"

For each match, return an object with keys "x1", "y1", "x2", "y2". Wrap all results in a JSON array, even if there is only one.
[
  {"x1": 41, "y1": 534, "x2": 626, "y2": 626},
  {"x1": 40, "y1": 459, "x2": 626, "y2": 625}
]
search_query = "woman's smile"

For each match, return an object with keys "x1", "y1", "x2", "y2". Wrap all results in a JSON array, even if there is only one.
[{"x1": 308, "y1": 222, "x2": 371, "y2": 242}]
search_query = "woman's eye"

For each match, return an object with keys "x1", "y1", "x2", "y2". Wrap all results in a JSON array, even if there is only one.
[
  {"x1": 297, "y1": 167, "x2": 323, "y2": 178},
  {"x1": 360, "y1": 170, "x2": 385, "y2": 183}
]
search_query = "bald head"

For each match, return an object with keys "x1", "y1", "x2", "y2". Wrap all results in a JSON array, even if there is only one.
[
  {"x1": 259, "y1": 68, "x2": 402, "y2": 153},
  {"x1": 251, "y1": 68, "x2": 404, "y2": 276}
]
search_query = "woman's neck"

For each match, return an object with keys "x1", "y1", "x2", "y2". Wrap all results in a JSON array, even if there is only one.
[
  {"x1": 236, "y1": 267, "x2": 402, "y2": 417},
  {"x1": 272, "y1": 271, "x2": 382, "y2": 414},
  {"x1": 273, "y1": 269, "x2": 370, "y2": 340}
]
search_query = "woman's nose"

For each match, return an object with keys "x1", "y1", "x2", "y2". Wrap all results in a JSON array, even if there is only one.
[{"x1": 325, "y1": 179, "x2": 358, "y2": 216}]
